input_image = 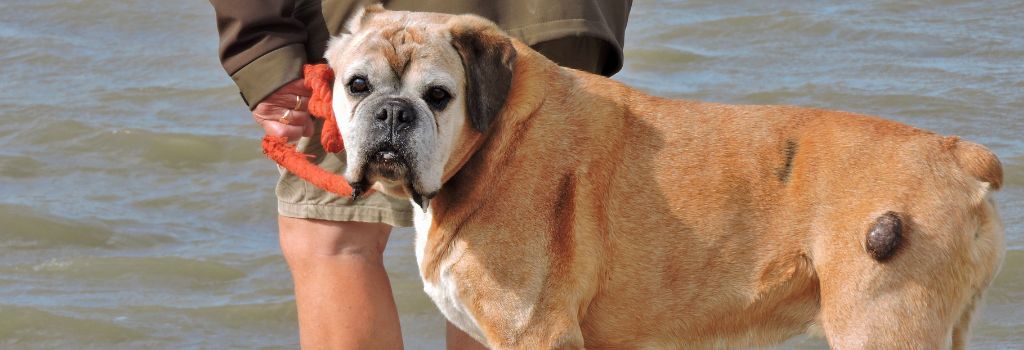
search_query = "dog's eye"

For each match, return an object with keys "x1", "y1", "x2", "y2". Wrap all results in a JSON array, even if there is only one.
[
  {"x1": 424, "y1": 87, "x2": 451, "y2": 110},
  {"x1": 348, "y1": 76, "x2": 371, "y2": 94}
]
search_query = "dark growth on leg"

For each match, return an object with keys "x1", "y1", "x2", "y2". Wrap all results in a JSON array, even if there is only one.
[
  {"x1": 776, "y1": 139, "x2": 798, "y2": 183},
  {"x1": 865, "y1": 211, "x2": 902, "y2": 261}
]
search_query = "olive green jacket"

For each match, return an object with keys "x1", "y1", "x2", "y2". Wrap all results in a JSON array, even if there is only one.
[{"x1": 210, "y1": 0, "x2": 631, "y2": 109}]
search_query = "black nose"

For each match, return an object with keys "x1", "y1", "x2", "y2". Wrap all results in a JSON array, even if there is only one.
[{"x1": 375, "y1": 99, "x2": 415, "y2": 126}]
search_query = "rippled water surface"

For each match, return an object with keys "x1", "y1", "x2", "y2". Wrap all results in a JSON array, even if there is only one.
[{"x1": 1, "y1": 0, "x2": 1021, "y2": 348}]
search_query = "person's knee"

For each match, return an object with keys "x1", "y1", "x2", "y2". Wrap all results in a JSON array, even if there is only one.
[{"x1": 278, "y1": 216, "x2": 392, "y2": 262}]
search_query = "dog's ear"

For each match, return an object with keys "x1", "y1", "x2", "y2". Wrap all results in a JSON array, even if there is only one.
[{"x1": 449, "y1": 18, "x2": 517, "y2": 132}]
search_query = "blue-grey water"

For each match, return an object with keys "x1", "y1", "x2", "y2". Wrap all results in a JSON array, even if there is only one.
[{"x1": 0, "y1": 0, "x2": 1021, "y2": 348}]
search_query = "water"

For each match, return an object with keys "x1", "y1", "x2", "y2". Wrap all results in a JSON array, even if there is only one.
[{"x1": 0, "y1": 0, "x2": 1020, "y2": 348}]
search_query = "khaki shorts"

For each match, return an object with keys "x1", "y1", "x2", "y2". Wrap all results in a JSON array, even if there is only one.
[{"x1": 277, "y1": 36, "x2": 615, "y2": 227}]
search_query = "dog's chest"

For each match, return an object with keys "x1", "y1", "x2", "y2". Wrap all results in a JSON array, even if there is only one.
[{"x1": 413, "y1": 208, "x2": 488, "y2": 344}]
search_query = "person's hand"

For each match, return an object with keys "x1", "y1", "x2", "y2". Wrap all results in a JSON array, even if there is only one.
[{"x1": 252, "y1": 78, "x2": 315, "y2": 141}]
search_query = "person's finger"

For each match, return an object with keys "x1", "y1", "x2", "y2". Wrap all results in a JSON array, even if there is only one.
[
  {"x1": 261, "y1": 93, "x2": 310, "y2": 112},
  {"x1": 253, "y1": 107, "x2": 304, "y2": 138},
  {"x1": 254, "y1": 104, "x2": 310, "y2": 123},
  {"x1": 269, "y1": 108, "x2": 315, "y2": 138},
  {"x1": 265, "y1": 80, "x2": 311, "y2": 107},
  {"x1": 256, "y1": 117, "x2": 306, "y2": 141},
  {"x1": 250, "y1": 79, "x2": 317, "y2": 142},
  {"x1": 256, "y1": 79, "x2": 311, "y2": 109},
  {"x1": 292, "y1": 95, "x2": 309, "y2": 112},
  {"x1": 276, "y1": 78, "x2": 311, "y2": 97},
  {"x1": 252, "y1": 103, "x2": 278, "y2": 121},
  {"x1": 282, "y1": 110, "x2": 313, "y2": 126}
]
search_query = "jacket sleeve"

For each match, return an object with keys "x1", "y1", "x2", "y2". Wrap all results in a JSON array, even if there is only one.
[{"x1": 210, "y1": 0, "x2": 309, "y2": 109}]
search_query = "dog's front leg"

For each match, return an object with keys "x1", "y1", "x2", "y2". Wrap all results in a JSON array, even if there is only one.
[
  {"x1": 539, "y1": 327, "x2": 585, "y2": 350},
  {"x1": 479, "y1": 315, "x2": 584, "y2": 350}
]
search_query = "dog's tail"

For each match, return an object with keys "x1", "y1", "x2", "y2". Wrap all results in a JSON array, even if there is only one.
[{"x1": 946, "y1": 136, "x2": 1003, "y2": 191}]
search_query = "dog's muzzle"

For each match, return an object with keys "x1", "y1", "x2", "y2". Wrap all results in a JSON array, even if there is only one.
[
  {"x1": 375, "y1": 98, "x2": 417, "y2": 134},
  {"x1": 359, "y1": 98, "x2": 420, "y2": 183}
]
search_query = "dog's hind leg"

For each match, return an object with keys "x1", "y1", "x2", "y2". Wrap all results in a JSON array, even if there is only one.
[
  {"x1": 951, "y1": 294, "x2": 978, "y2": 350},
  {"x1": 952, "y1": 196, "x2": 1004, "y2": 350},
  {"x1": 813, "y1": 200, "x2": 1003, "y2": 349},
  {"x1": 816, "y1": 252, "x2": 962, "y2": 349}
]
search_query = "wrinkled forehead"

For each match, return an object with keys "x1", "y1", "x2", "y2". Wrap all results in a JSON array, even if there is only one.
[{"x1": 328, "y1": 12, "x2": 462, "y2": 77}]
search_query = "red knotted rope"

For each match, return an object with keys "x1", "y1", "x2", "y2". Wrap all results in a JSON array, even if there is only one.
[{"x1": 261, "y1": 64, "x2": 353, "y2": 197}]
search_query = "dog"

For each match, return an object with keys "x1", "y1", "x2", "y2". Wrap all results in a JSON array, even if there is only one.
[{"x1": 324, "y1": 5, "x2": 1005, "y2": 349}]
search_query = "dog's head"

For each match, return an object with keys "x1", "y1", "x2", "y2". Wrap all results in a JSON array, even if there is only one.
[{"x1": 324, "y1": 5, "x2": 516, "y2": 206}]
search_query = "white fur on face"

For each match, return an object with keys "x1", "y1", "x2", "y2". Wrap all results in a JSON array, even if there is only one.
[{"x1": 324, "y1": 12, "x2": 471, "y2": 199}]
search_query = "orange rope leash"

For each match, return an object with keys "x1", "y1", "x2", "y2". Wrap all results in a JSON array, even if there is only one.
[{"x1": 261, "y1": 64, "x2": 354, "y2": 197}]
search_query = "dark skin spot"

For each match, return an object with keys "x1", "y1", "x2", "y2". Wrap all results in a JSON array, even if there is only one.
[
  {"x1": 865, "y1": 211, "x2": 902, "y2": 261},
  {"x1": 776, "y1": 139, "x2": 798, "y2": 183},
  {"x1": 549, "y1": 174, "x2": 576, "y2": 275}
]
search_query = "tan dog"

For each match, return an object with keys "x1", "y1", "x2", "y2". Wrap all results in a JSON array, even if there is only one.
[{"x1": 325, "y1": 6, "x2": 1005, "y2": 349}]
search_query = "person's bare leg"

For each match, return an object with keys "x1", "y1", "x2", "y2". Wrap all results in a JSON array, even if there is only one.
[
  {"x1": 279, "y1": 216, "x2": 403, "y2": 350},
  {"x1": 447, "y1": 321, "x2": 488, "y2": 350}
]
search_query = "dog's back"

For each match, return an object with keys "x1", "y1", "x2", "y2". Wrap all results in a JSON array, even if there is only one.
[{"x1": 572, "y1": 81, "x2": 1006, "y2": 348}]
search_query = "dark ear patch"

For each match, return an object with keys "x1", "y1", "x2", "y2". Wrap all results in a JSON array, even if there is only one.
[{"x1": 450, "y1": 24, "x2": 517, "y2": 132}]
